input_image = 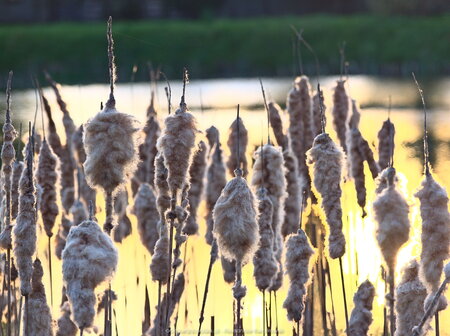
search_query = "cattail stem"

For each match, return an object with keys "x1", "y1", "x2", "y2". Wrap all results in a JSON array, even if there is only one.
[
  {"x1": 165, "y1": 193, "x2": 177, "y2": 334},
  {"x1": 80, "y1": 328, "x2": 84, "y2": 336},
  {"x1": 338, "y1": 257, "x2": 349, "y2": 334},
  {"x1": 24, "y1": 295, "x2": 29, "y2": 336},
  {"x1": 7, "y1": 248, "x2": 11, "y2": 336},
  {"x1": 104, "y1": 191, "x2": 114, "y2": 234},
  {"x1": 388, "y1": 266, "x2": 396, "y2": 336},
  {"x1": 198, "y1": 241, "x2": 217, "y2": 336},
  {"x1": 262, "y1": 290, "x2": 266, "y2": 336},
  {"x1": 235, "y1": 261, "x2": 243, "y2": 336},
  {"x1": 157, "y1": 281, "x2": 162, "y2": 336},
  {"x1": 413, "y1": 278, "x2": 449, "y2": 336},
  {"x1": 16, "y1": 296, "x2": 22, "y2": 336},
  {"x1": 211, "y1": 316, "x2": 215, "y2": 336},
  {"x1": 274, "y1": 291, "x2": 279, "y2": 336},
  {"x1": 435, "y1": 313, "x2": 440, "y2": 336},
  {"x1": 48, "y1": 236, "x2": 53, "y2": 308}
]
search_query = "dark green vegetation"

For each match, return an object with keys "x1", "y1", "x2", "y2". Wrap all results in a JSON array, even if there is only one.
[{"x1": 1, "y1": 14, "x2": 449, "y2": 86}]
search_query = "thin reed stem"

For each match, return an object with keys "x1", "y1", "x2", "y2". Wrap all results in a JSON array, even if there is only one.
[
  {"x1": 262, "y1": 290, "x2": 266, "y2": 336},
  {"x1": 388, "y1": 266, "x2": 395, "y2": 336},
  {"x1": 338, "y1": 257, "x2": 349, "y2": 334},
  {"x1": 157, "y1": 281, "x2": 162, "y2": 336},
  {"x1": 165, "y1": 192, "x2": 177, "y2": 334},
  {"x1": 198, "y1": 241, "x2": 217, "y2": 336},
  {"x1": 48, "y1": 236, "x2": 53, "y2": 308},
  {"x1": 435, "y1": 313, "x2": 440, "y2": 336},
  {"x1": 211, "y1": 316, "x2": 215, "y2": 336},
  {"x1": 7, "y1": 248, "x2": 11, "y2": 336}
]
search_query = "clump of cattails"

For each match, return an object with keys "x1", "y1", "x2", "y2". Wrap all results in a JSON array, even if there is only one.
[
  {"x1": 415, "y1": 173, "x2": 450, "y2": 311},
  {"x1": 205, "y1": 127, "x2": 227, "y2": 245},
  {"x1": 83, "y1": 18, "x2": 142, "y2": 233},
  {"x1": 332, "y1": 80, "x2": 350, "y2": 153},
  {"x1": 282, "y1": 229, "x2": 315, "y2": 324},
  {"x1": 62, "y1": 218, "x2": 118, "y2": 331},
  {"x1": 348, "y1": 280, "x2": 375, "y2": 336},
  {"x1": 37, "y1": 139, "x2": 59, "y2": 238},
  {"x1": 395, "y1": 260, "x2": 428, "y2": 336},
  {"x1": 13, "y1": 138, "x2": 37, "y2": 296},
  {"x1": 307, "y1": 133, "x2": 346, "y2": 259},
  {"x1": 131, "y1": 183, "x2": 159, "y2": 255},
  {"x1": 23, "y1": 259, "x2": 53, "y2": 336},
  {"x1": 377, "y1": 119, "x2": 395, "y2": 171},
  {"x1": 226, "y1": 117, "x2": 248, "y2": 178},
  {"x1": 183, "y1": 140, "x2": 207, "y2": 235},
  {"x1": 253, "y1": 188, "x2": 277, "y2": 291}
]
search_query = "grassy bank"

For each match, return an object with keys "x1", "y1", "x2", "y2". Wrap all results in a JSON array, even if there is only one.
[{"x1": 1, "y1": 14, "x2": 449, "y2": 86}]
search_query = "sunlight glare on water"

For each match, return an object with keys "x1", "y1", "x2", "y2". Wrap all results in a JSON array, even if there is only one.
[{"x1": 7, "y1": 75, "x2": 450, "y2": 335}]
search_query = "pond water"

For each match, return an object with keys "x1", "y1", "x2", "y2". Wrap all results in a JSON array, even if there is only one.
[{"x1": 3, "y1": 75, "x2": 450, "y2": 335}]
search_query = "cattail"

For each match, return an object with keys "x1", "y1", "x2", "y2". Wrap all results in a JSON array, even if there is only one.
[
  {"x1": 131, "y1": 183, "x2": 159, "y2": 255},
  {"x1": 13, "y1": 141, "x2": 37, "y2": 296},
  {"x1": 372, "y1": 167, "x2": 410, "y2": 272},
  {"x1": 42, "y1": 93, "x2": 75, "y2": 213},
  {"x1": 306, "y1": 133, "x2": 346, "y2": 259},
  {"x1": 221, "y1": 256, "x2": 236, "y2": 283},
  {"x1": 348, "y1": 99, "x2": 361, "y2": 130},
  {"x1": 56, "y1": 301, "x2": 78, "y2": 336},
  {"x1": 113, "y1": 189, "x2": 132, "y2": 243},
  {"x1": 251, "y1": 144, "x2": 286, "y2": 291},
  {"x1": 226, "y1": 117, "x2": 248, "y2": 178},
  {"x1": 312, "y1": 91, "x2": 326, "y2": 138},
  {"x1": 183, "y1": 140, "x2": 207, "y2": 235},
  {"x1": 44, "y1": 71, "x2": 77, "y2": 141},
  {"x1": 72, "y1": 126, "x2": 96, "y2": 208},
  {"x1": 62, "y1": 218, "x2": 118, "y2": 330},
  {"x1": 281, "y1": 147, "x2": 302, "y2": 240},
  {"x1": 253, "y1": 188, "x2": 277, "y2": 291},
  {"x1": 147, "y1": 273, "x2": 185, "y2": 336},
  {"x1": 332, "y1": 80, "x2": 350, "y2": 153},
  {"x1": 268, "y1": 102, "x2": 287, "y2": 148},
  {"x1": 205, "y1": 133, "x2": 227, "y2": 245},
  {"x1": 213, "y1": 170, "x2": 258, "y2": 265},
  {"x1": 11, "y1": 160, "x2": 24, "y2": 219},
  {"x1": 282, "y1": 229, "x2": 315, "y2": 323},
  {"x1": 415, "y1": 173, "x2": 450, "y2": 311},
  {"x1": 23, "y1": 258, "x2": 53, "y2": 336},
  {"x1": 156, "y1": 99, "x2": 197, "y2": 198},
  {"x1": 357, "y1": 133, "x2": 379, "y2": 179},
  {"x1": 377, "y1": 119, "x2": 395, "y2": 171},
  {"x1": 0, "y1": 225, "x2": 12, "y2": 250},
  {"x1": 2, "y1": 71, "x2": 17, "y2": 230},
  {"x1": 206, "y1": 126, "x2": 219, "y2": 151},
  {"x1": 70, "y1": 199, "x2": 87, "y2": 226},
  {"x1": 55, "y1": 215, "x2": 73, "y2": 260},
  {"x1": 154, "y1": 152, "x2": 171, "y2": 220},
  {"x1": 395, "y1": 260, "x2": 428, "y2": 336},
  {"x1": 268, "y1": 105, "x2": 302, "y2": 238},
  {"x1": 349, "y1": 128, "x2": 367, "y2": 216},
  {"x1": 213, "y1": 167, "x2": 259, "y2": 304},
  {"x1": 134, "y1": 91, "x2": 161, "y2": 193},
  {"x1": 37, "y1": 139, "x2": 59, "y2": 237},
  {"x1": 150, "y1": 224, "x2": 170, "y2": 284},
  {"x1": 287, "y1": 76, "x2": 313, "y2": 193},
  {"x1": 72, "y1": 126, "x2": 86, "y2": 164},
  {"x1": 348, "y1": 280, "x2": 375, "y2": 336},
  {"x1": 83, "y1": 18, "x2": 142, "y2": 234}
]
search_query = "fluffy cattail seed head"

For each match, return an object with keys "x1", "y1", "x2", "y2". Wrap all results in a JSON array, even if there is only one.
[
  {"x1": 348, "y1": 280, "x2": 375, "y2": 336},
  {"x1": 307, "y1": 133, "x2": 346, "y2": 259},
  {"x1": 62, "y1": 219, "x2": 118, "y2": 329}
]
